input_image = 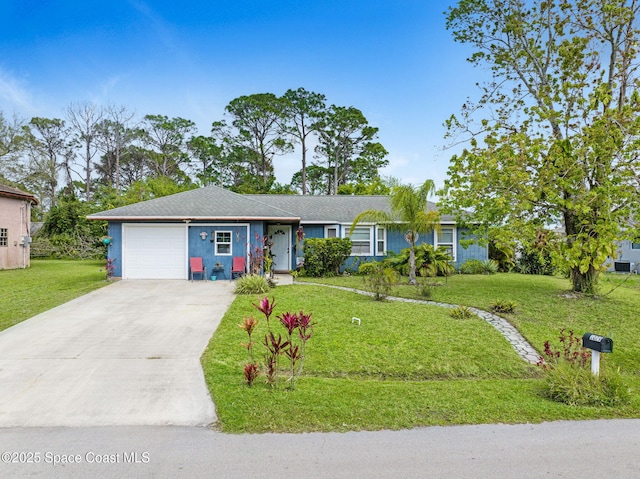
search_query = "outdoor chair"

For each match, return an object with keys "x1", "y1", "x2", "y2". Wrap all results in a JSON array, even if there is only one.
[
  {"x1": 189, "y1": 257, "x2": 206, "y2": 281},
  {"x1": 231, "y1": 256, "x2": 246, "y2": 280}
]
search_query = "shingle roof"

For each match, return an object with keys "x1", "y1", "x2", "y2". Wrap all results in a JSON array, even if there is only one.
[
  {"x1": 246, "y1": 194, "x2": 454, "y2": 223},
  {"x1": 87, "y1": 185, "x2": 299, "y2": 221},
  {"x1": 87, "y1": 185, "x2": 455, "y2": 223},
  {"x1": 0, "y1": 184, "x2": 39, "y2": 204}
]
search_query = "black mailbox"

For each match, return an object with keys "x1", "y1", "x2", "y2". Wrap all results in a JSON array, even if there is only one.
[{"x1": 582, "y1": 332, "x2": 613, "y2": 353}]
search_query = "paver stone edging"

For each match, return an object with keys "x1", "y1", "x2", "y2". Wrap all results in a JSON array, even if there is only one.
[{"x1": 298, "y1": 282, "x2": 541, "y2": 364}]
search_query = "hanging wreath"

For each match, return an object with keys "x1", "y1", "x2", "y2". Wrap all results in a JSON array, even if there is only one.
[{"x1": 404, "y1": 232, "x2": 419, "y2": 244}]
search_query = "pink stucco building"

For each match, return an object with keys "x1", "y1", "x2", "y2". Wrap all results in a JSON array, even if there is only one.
[{"x1": 0, "y1": 184, "x2": 39, "y2": 270}]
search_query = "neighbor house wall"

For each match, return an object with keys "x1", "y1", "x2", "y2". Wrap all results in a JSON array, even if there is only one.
[
  {"x1": 607, "y1": 240, "x2": 640, "y2": 272},
  {"x1": 0, "y1": 196, "x2": 33, "y2": 270}
]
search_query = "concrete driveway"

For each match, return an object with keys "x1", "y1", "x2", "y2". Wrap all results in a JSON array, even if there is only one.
[{"x1": 0, "y1": 280, "x2": 235, "y2": 427}]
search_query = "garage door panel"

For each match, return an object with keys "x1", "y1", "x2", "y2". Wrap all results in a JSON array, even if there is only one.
[{"x1": 124, "y1": 225, "x2": 186, "y2": 279}]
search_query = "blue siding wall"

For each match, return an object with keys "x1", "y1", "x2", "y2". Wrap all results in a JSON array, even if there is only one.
[
  {"x1": 106, "y1": 222, "x2": 122, "y2": 277},
  {"x1": 455, "y1": 228, "x2": 488, "y2": 267},
  {"x1": 188, "y1": 224, "x2": 248, "y2": 279},
  {"x1": 297, "y1": 225, "x2": 491, "y2": 273},
  {"x1": 387, "y1": 230, "x2": 436, "y2": 252},
  {"x1": 107, "y1": 220, "x2": 488, "y2": 278},
  {"x1": 302, "y1": 225, "x2": 324, "y2": 240}
]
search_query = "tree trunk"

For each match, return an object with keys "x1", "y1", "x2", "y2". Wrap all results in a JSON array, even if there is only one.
[
  {"x1": 571, "y1": 264, "x2": 599, "y2": 295},
  {"x1": 301, "y1": 137, "x2": 307, "y2": 195},
  {"x1": 563, "y1": 207, "x2": 599, "y2": 294},
  {"x1": 409, "y1": 241, "x2": 417, "y2": 285}
]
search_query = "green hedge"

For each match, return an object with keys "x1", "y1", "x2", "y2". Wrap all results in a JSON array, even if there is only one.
[{"x1": 302, "y1": 238, "x2": 352, "y2": 277}]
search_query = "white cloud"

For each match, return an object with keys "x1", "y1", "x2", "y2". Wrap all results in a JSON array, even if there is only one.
[{"x1": 0, "y1": 68, "x2": 37, "y2": 115}]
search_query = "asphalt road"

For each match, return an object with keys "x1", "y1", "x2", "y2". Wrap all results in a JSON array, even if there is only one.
[{"x1": 1, "y1": 419, "x2": 639, "y2": 478}]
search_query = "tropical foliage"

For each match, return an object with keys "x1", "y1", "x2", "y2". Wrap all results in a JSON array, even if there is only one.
[
  {"x1": 384, "y1": 243, "x2": 454, "y2": 278},
  {"x1": 351, "y1": 179, "x2": 441, "y2": 285}
]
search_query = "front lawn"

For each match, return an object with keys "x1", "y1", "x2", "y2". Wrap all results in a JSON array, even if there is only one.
[
  {"x1": 0, "y1": 259, "x2": 107, "y2": 332},
  {"x1": 201, "y1": 274, "x2": 640, "y2": 433}
]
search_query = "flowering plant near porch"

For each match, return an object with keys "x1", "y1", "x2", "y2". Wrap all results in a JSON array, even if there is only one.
[{"x1": 241, "y1": 296, "x2": 314, "y2": 390}]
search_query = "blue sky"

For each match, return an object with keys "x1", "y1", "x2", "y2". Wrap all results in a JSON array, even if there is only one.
[{"x1": 0, "y1": 0, "x2": 478, "y2": 189}]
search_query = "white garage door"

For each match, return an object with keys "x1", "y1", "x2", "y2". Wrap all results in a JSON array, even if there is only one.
[{"x1": 123, "y1": 224, "x2": 187, "y2": 279}]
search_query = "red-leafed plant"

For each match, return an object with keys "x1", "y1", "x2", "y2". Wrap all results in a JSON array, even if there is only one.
[
  {"x1": 238, "y1": 316, "x2": 260, "y2": 386},
  {"x1": 263, "y1": 331, "x2": 289, "y2": 387},
  {"x1": 243, "y1": 362, "x2": 260, "y2": 387},
  {"x1": 536, "y1": 329, "x2": 590, "y2": 370},
  {"x1": 253, "y1": 296, "x2": 276, "y2": 332},
  {"x1": 244, "y1": 296, "x2": 315, "y2": 390}
]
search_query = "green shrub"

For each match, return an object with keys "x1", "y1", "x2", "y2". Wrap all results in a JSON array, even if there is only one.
[
  {"x1": 384, "y1": 244, "x2": 454, "y2": 278},
  {"x1": 489, "y1": 299, "x2": 518, "y2": 314},
  {"x1": 449, "y1": 305, "x2": 476, "y2": 320},
  {"x1": 516, "y1": 246, "x2": 556, "y2": 275},
  {"x1": 358, "y1": 261, "x2": 380, "y2": 276},
  {"x1": 234, "y1": 274, "x2": 271, "y2": 294},
  {"x1": 542, "y1": 364, "x2": 630, "y2": 407},
  {"x1": 418, "y1": 282, "x2": 434, "y2": 299},
  {"x1": 302, "y1": 238, "x2": 352, "y2": 277},
  {"x1": 458, "y1": 259, "x2": 485, "y2": 274},
  {"x1": 362, "y1": 265, "x2": 398, "y2": 301},
  {"x1": 537, "y1": 329, "x2": 630, "y2": 406},
  {"x1": 459, "y1": 259, "x2": 498, "y2": 275},
  {"x1": 481, "y1": 259, "x2": 499, "y2": 274}
]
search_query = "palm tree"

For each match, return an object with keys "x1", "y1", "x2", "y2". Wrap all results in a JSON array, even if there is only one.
[{"x1": 350, "y1": 179, "x2": 441, "y2": 285}]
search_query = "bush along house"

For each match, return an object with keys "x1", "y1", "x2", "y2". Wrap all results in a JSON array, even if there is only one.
[{"x1": 87, "y1": 185, "x2": 487, "y2": 280}]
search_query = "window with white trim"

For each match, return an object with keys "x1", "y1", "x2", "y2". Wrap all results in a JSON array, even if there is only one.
[
  {"x1": 325, "y1": 225, "x2": 339, "y2": 239},
  {"x1": 0, "y1": 228, "x2": 7, "y2": 247},
  {"x1": 376, "y1": 227, "x2": 386, "y2": 255},
  {"x1": 215, "y1": 231, "x2": 232, "y2": 255},
  {"x1": 436, "y1": 227, "x2": 455, "y2": 260},
  {"x1": 345, "y1": 226, "x2": 373, "y2": 256}
]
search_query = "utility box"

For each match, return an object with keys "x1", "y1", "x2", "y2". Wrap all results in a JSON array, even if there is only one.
[
  {"x1": 21, "y1": 236, "x2": 32, "y2": 245},
  {"x1": 582, "y1": 332, "x2": 613, "y2": 353}
]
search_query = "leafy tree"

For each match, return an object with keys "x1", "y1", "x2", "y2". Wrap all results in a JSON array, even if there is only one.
[
  {"x1": 314, "y1": 105, "x2": 388, "y2": 194},
  {"x1": 139, "y1": 114, "x2": 196, "y2": 180},
  {"x1": 442, "y1": 0, "x2": 640, "y2": 293},
  {"x1": 0, "y1": 112, "x2": 26, "y2": 188},
  {"x1": 121, "y1": 175, "x2": 196, "y2": 204},
  {"x1": 281, "y1": 88, "x2": 327, "y2": 195},
  {"x1": 187, "y1": 135, "x2": 225, "y2": 186},
  {"x1": 41, "y1": 192, "x2": 104, "y2": 238},
  {"x1": 21, "y1": 117, "x2": 73, "y2": 209},
  {"x1": 214, "y1": 93, "x2": 292, "y2": 192},
  {"x1": 117, "y1": 144, "x2": 152, "y2": 188},
  {"x1": 350, "y1": 180, "x2": 441, "y2": 285},
  {"x1": 337, "y1": 176, "x2": 393, "y2": 195},
  {"x1": 290, "y1": 164, "x2": 329, "y2": 195},
  {"x1": 0, "y1": 112, "x2": 24, "y2": 162}
]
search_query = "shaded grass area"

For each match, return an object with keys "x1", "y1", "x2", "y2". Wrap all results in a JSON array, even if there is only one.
[
  {"x1": 202, "y1": 280, "x2": 640, "y2": 433},
  {"x1": 0, "y1": 259, "x2": 107, "y2": 332}
]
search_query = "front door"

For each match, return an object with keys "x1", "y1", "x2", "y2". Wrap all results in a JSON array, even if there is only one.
[{"x1": 268, "y1": 225, "x2": 291, "y2": 273}]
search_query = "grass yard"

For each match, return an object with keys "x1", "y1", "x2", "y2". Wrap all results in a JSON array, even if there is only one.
[
  {"x1": 0, "y1": 259, "x2": 108, "y2": 332},
  {"x1": 202, "y1": 274, "x2": 640, "y2": 433}
]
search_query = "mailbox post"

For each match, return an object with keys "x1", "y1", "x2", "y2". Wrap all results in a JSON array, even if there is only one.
[{"x1": 582, "y1": 333, "x2": 613, "y2": 376}]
